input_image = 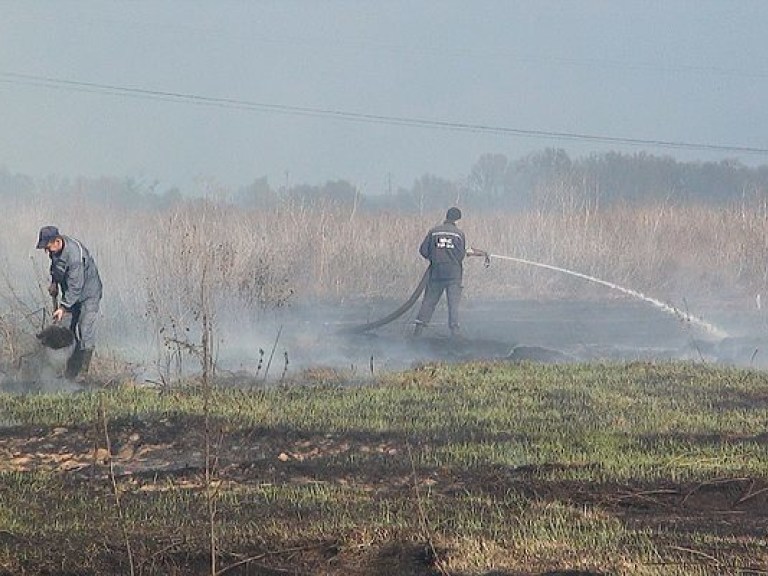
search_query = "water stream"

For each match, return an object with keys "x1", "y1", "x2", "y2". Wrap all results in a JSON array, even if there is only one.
[{"x1": 490, "y1": 254, "x2": 728, "y2": 339}]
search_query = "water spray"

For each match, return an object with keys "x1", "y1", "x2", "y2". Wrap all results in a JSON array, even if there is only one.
[{"x1": 490, "y1": 254, "x2": 728, "y2": 339}]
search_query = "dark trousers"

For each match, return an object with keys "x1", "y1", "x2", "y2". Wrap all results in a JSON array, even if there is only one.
[{"x1": 415, "y1": 279, "x2": 462, "y2": 331}]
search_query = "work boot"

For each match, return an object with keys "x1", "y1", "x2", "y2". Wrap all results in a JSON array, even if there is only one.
[
  {"x1": 78, "y1": 349, "x2": 94, "y2": 379},
  {"x1": 74, "y1": 350, "x2": 95, "y2": 385},
  {"x1": 64, "y1": 348, "x2": 84, "y2": 381},
  {"x1": 412, "y1": 322, "x2": 424, "y2": 337}
]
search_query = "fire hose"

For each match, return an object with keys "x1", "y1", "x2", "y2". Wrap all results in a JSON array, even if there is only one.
[
  {"x1": 337, "y1": 251, "x2": 490, "y2": 335},
  {"x1": 336, "y1": 268, "x2": 429, "y2": 334}
]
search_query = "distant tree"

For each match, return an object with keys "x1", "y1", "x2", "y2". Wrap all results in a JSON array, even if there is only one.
[
  {"x1": 235, "y1": 176, "x2": 276, "y2": 208},
  {"x1": 0, "y1": 168, "x2": 34, "y2": 198},
  {"x1": 573, "y1": 153, "x2": 767, "y2": 206},
  {"x1": 503, "y1": 148, "x2": 574, "y2": 211},
  {"x1": 680, "y1": 159, "x2": 749, "y2": 204},
  {"x1": 283, "y1": 179, "x2": 360, "y2": 209},
  {"x1": 321, "y1": 179, "x2": 359, "y2": 206},
  {"x1": 405, "y1": 174, "x2": 461, "y2": 215},
  {"x1": 468, "y1": 153, "x2": 509, "y2": 201},
  {"x1": 520, "y1": 147, "x2": 573, "y2": 176},
  {"x1": 577, "y1": 152, "x2": 679, "y2": 204},
  {"x1": 152, "y1": 187, "x2": 183, "y2": 210}
]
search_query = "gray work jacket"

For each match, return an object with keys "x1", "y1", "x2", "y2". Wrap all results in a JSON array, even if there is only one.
[
  {"x1": 419, "y1": 220, "x2": 467, "y2": 281},
  {"x1": 49, "y1": 235, "x2": 103, "y2": 309}
]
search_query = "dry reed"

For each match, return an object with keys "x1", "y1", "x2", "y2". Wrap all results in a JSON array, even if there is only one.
[{"x1": 2, "y1": 192, "x2": 767, "y2": 361}]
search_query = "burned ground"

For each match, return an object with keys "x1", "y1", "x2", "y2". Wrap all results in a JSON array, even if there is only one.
[
  {"x1": 2, "y1": 299, "x2": 767, "y2": 574},
  {"x1": 1, "y1": 406, "x2": 766, "y2": 575}
]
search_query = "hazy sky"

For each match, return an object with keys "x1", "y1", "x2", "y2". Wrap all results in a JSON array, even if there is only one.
[{"x1": 1, "y1": 1, "x2": 767, "y2": 194}]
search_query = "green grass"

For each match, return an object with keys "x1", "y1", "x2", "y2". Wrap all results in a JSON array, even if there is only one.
[{"x1": 1, "y1": 361, "x2": 767, "y2": 575}]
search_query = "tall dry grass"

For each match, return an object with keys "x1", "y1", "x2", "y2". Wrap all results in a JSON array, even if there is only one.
[{"x1": 2, "y1": 190, "x2": 768, "y2": 363}]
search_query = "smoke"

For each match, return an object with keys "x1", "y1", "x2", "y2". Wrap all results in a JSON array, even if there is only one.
[{"x1": 1, "y1": 336, "x2": 80, "y2": 395}]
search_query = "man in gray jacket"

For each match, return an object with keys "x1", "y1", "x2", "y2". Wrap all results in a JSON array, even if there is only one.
[
  {"x1": 413, "y1": 207, "x2": 488, "y2": 338},
  {"x1": 36, "y1": 226, "x2": 103, "y2": 380}
]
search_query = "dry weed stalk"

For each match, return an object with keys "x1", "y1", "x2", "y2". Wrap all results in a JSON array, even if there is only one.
[
  {"x1": 0, "y1": 266, "x2": 54, "y2": 374},
  {"x1": 406, "y1": 441, "x2": 451, "y2": 576},
  {"x1": 199, "y1": 262, "x2": 219, "y2": 576},
  {"x1": 98, "y1": 395, "x2": 136, "y2": 576}
]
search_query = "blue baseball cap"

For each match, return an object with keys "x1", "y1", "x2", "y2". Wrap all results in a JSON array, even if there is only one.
[{"x1": 36, "y1": 226, "x2": 60, "y2": 249}]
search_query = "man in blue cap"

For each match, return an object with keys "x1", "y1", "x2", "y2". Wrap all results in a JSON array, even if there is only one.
[
  {"x1": 413, "y1": 207, "x2": 488, "y2": 338},
  {"x1": 36, "y1": 226, "x2": 103, "y2": 381}
]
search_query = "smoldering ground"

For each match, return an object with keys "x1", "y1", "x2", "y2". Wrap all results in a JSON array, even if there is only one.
[
  {"x1": 5, "y1": 289, "x2": 768, "y2": 394},
  {"x1": 151, "y1": 251, "x2": 768, "y2": 381},
  {"x1": 153, "y1": 295, "x2": 768, "y2": 387},
  {"x1": 0, "y1": 324, "x2": 84, "y2": 394},
  {"x1": 324, "y1": 297, "x2": 768, "y2": 370}
]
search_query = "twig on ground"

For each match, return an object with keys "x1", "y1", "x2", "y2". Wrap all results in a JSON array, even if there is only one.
[
  {"x1": 263, "y1": 325, "x2": 282, "y2": 382},
  {"x1": 216, "y1": 543, "x2": 327, "y2": 576},
  {"x1": 682, "y1": 476, "x2": 751, "y2": 505}
]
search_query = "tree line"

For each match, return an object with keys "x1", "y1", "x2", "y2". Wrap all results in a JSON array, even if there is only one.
[{"x1": 2, "y1": 148, "x2": 767, "y2": 213}]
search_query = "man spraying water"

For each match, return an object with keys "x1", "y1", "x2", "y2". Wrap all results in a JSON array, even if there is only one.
[
  {"x1": 413, "y1": 207, "x2": 489, "y2": 338},
  {"x1": 340, "y1": 214, "x2": 726, "y2": 347}
]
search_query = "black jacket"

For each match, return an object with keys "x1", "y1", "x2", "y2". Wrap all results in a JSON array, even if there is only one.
[{"x1": 419, "y1": 220, "x2": 466, "y2": 281}]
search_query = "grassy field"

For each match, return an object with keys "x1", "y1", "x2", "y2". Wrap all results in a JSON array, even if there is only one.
[
  {"x1": 2, "y1": 195, "x2": 768, "y2": 574},
  {"x1": 1, "y1": 360, "x2": 767, "y2": 575}
]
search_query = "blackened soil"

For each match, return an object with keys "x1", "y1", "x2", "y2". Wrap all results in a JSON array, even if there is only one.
[{"x1": 1, "y1": 414, "x2": 765, "y2": 575}]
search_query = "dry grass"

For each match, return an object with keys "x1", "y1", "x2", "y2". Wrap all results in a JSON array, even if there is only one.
[
  {"x1": 6, "y1": 196, "x2": 768, "y2": 300},
  {"x1": 2, "y1": 192, "x2": 768, "y2": 369}
]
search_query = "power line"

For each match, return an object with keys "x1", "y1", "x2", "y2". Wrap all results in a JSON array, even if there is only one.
[{"x1": 2, "y1": 71, "x2": 767, "y2": 156}]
